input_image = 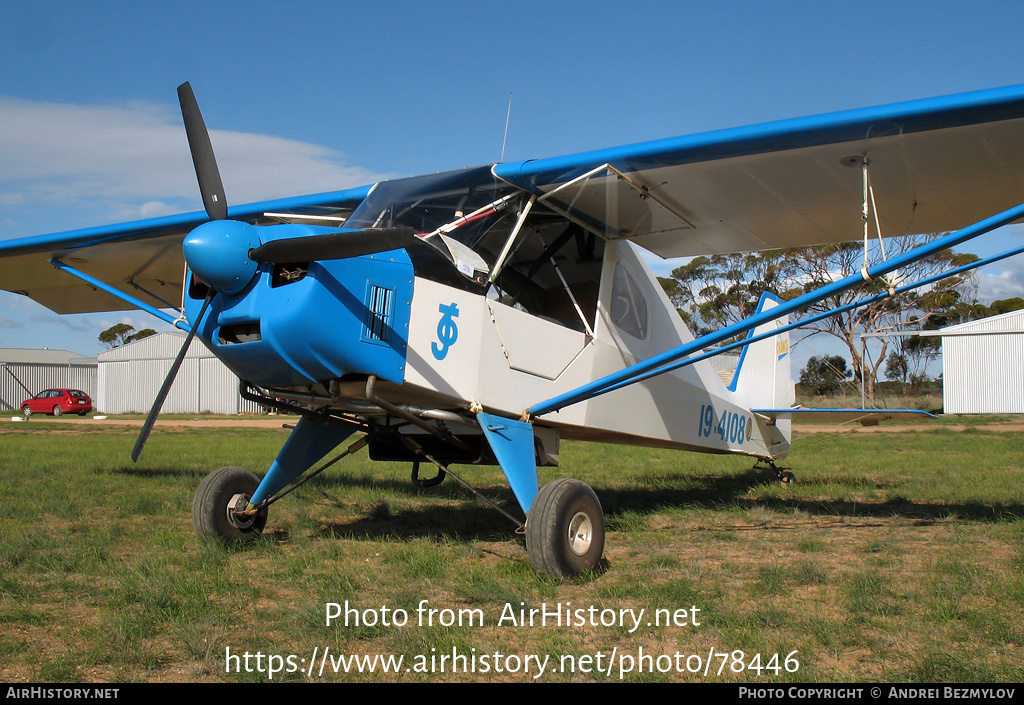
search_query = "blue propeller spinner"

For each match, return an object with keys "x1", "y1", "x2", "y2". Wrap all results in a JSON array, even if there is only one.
[{"x1": 182, "y1": 220, "x2": 260, "y2": 295}]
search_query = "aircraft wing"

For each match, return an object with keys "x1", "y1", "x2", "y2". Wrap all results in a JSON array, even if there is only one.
[
  {"x1": 0, "y1": 186, "x2": 371, "y2": 314},
  {"x1": 752, "y1": 407, "x2": 937, "y2": 427},
  {"x1": 493, "y1": 84, "x2": 1024, "y2": 258},
  {"x1": 7, "y1": 84, "x2": 1024, "y2": 315}
]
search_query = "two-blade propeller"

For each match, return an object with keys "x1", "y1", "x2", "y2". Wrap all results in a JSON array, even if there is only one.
[{"x1": 132, "y1": 83, "x2": 414, "y2": 461}]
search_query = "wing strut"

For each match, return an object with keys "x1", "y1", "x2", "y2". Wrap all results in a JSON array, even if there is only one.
[
  {"x1": 852, "y1": 154, "x2": 900, "y2": 290},
  {"x1": 527, "y1": 197, "x2": 1024, "y2": 417},
  {"x1": 538, "y1": 162, "x2": 695, "y2": 230},
  {"x1": 50, "y1": 259, "x2": 184, "y2": 328}
]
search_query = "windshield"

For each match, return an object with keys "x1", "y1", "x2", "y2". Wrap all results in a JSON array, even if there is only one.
[
  {"x1": 348, "y1": 166, "x2": 605, "y2": 333},
  {"x1": 345, "y1": 166, "x2": 519, "y2": 251}
]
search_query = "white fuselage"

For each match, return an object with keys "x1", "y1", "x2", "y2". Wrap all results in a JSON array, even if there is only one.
[{"x1": 398, "y1": 240, "x2": 791, "y2": 460}]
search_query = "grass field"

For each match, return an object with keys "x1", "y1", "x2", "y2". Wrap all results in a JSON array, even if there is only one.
[{"x1": 0, "y1": 416, "x2": 1021, "y2": 682}]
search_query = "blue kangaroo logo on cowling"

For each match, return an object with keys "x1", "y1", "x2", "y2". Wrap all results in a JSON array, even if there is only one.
[{"x1": 431, "y1": 302, "x2": 460, "y2": 360}]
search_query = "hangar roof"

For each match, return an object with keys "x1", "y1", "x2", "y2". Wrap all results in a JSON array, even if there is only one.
[{"x1": 0, "y1": 348, "x2": 96, "y2": 365}]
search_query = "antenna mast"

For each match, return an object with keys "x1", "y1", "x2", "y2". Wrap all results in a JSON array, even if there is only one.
[{"x1": 500, "y1": 92, "x2": 512, "y2": 162}]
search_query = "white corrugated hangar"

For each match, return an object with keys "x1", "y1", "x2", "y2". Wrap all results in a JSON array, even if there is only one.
[
  {"x1": 0, "y1": 348, "x2": 97, "y2": 412},
  {"x1": 942, "y1": 309, "x2": 1024, "y2": 414},
  {"x1": 97, "y1": 332, "x2": 263, "y2": 414}
]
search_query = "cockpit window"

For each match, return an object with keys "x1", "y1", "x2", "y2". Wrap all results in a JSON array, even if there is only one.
[
  {"x1": 610, "y1": 262, "x2": 648, "y2": 339},
  {"x1": 347, "y1": 166, "x2": 604, "y2": 333},
  {"x1": 344, "y1": 166, "x2": 519, "y2": 287},
  {"x1": 345, "y1": 166, "x2": 517, "y2": 250}
]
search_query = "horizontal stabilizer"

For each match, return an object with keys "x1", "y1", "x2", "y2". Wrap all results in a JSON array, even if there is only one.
[{"x1": 752, "y1": 408, "x2": 937, "y2": 426}]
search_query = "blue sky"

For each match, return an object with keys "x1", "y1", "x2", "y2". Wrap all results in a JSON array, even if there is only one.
[{"x1": 2, "y1": 0, "x2": 1024, "y2": 365}]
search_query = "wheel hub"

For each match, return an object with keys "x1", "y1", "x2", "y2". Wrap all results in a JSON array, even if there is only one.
[
  {"x1": 226, "y1": 493, "x2": 258, "y2": 530},
  {"x1": 567, "y1": 511, "x2": 593, "y2": 556}
]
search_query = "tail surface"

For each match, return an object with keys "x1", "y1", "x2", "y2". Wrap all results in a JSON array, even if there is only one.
[{"x1": 728, "y1": 292, "x2": 794, "y2": 411}]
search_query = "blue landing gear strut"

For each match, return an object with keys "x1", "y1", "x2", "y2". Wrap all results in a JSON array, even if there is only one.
[
  {"x1": 478, "y1": 412, "x2": 605, "y2": 578},
  {"x1": 192, "y1": 414, "x2": 358, "y2": 542}
]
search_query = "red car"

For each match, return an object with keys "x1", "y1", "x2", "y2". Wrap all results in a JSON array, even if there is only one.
[{"x1": 21, "y1": 389, "x2": 93, "y2": 417}]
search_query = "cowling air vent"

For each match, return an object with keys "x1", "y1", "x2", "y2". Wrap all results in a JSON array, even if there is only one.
[
  {"x1": 218, "y1": 321, "x2": 262, "y2": 345},
  {"x1": 363, "y1": 284, "x2": 394, "y2": 343}
]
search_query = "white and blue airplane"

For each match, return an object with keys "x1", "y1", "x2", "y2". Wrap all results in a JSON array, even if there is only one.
[{"x1": 2, "y1": 82, "x2": 1024, "y2": 577}]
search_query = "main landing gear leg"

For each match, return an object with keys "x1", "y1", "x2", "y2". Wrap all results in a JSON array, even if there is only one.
[
  {"x1": 192, "y1": 416, "x2": 355, "y2": 542},
  {"x1": 477, "y1": 412, "x2": 605, "y2": 579}
]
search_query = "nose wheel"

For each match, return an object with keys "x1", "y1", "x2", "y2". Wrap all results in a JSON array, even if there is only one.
[
  {"x1": 193, "y1": 466, "x2": 268, "y2": 542},
  {"x1": 526, "y1": 478, "x2": 605, "y2": 578}
]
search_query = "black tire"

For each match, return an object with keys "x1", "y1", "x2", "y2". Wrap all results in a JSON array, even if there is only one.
[
  {"x1": 21, "y1": 405, "x2": 31, "y2": 417},
  {"x1": 52, "y1": 406, "x2": 62, "y2": 417},
  {"x1": 192, "y1": 466, "x2": 268, "y2": 542},
  {"x1": 526, "y1": 478, "x2": 605, "y2": 578}
]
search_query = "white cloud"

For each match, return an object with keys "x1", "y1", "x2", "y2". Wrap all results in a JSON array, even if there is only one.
[
  {"x1": 0, "y1": 95, "x2": 390, "y2": 225},
  {"x1": 978, "y1": 255, "x2": 1024, "y2": 301},
  {"x1": 138, "y1": 201, "x2": 184, "y2": 219},
  {"x1": 0, "y1": 96, "x2": 393, "y2": 353}
]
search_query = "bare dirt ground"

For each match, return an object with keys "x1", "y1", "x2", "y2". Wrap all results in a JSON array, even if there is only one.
[{"x1": 794, "y1": 418, "x2": 1024, "y2": 434}]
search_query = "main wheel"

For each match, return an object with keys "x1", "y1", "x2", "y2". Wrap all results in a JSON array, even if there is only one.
[
  {"x1": 52, "y1": 406, "x2": 62, "y2": 416},
  {"x1": 192, "y1": 466, "x2": 268, "y2": 542},
  {"x1": 526, "y1": 478, "x2": 605, "y2": 578},
  {"x1": 21, "y1": 405, "x2": 31, "y2": 417}
]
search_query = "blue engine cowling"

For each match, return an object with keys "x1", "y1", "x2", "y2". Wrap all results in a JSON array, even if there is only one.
[{"x1": 182, "y1": 224, "x2": 413, "y2": 389}]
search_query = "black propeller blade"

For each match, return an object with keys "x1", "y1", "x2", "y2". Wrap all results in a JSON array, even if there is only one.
[
  {"x1": 178, "y1": 82, "x2": 228, "y2": 221},
  {"x1": 248, "y1": 226, "x2": 418, "y2": 264},
  {"x1": 131, "y1": 293, "x2": 213, "y2": 462},
  {"x1": 132, "y1": 83, "x2": 224, "y2": 461}
]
